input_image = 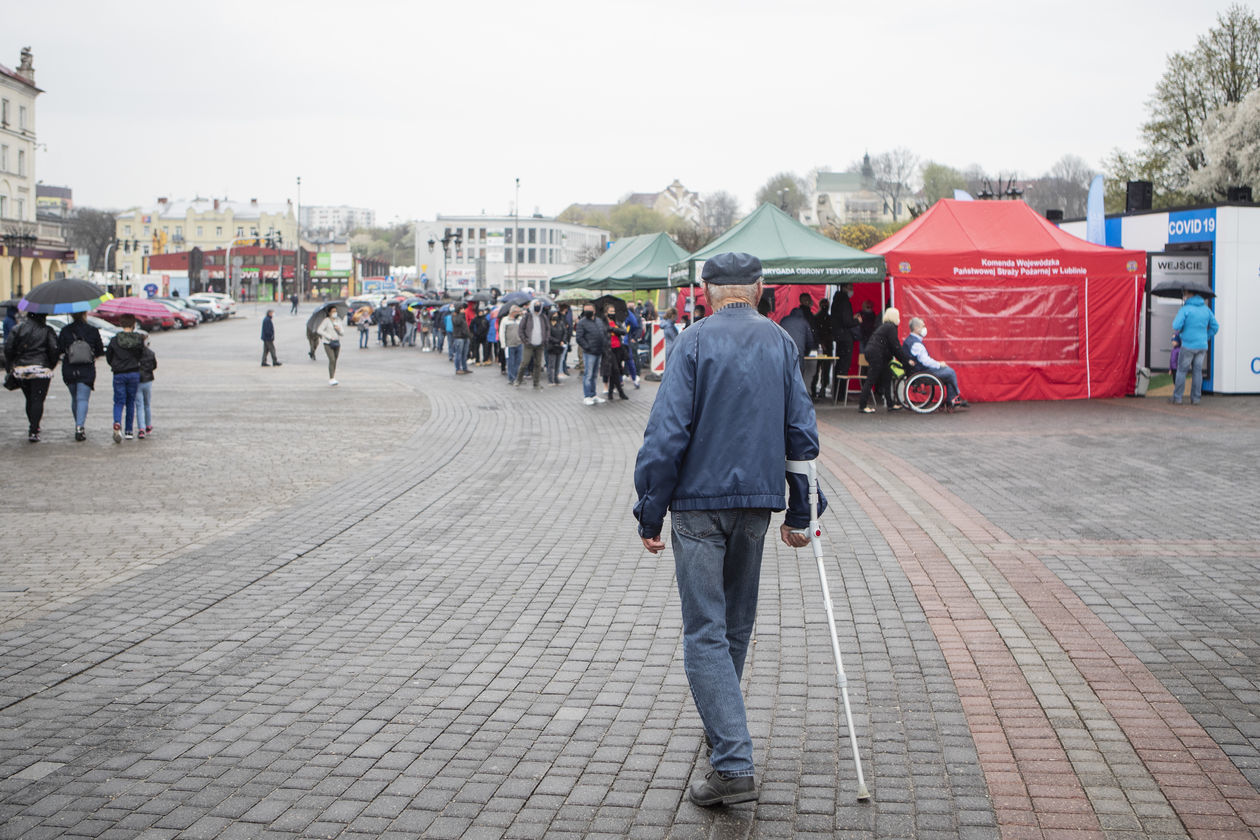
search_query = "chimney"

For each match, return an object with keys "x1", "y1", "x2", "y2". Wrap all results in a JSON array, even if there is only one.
[
  {"x1": 158, "y1": 197, "x2": 168, "y2": 206},
  {"x1": 16, "y1": 47, "x2": 34, "y2": 85},
  {"x1": 250, "y1": 198, "x2": 258, "y2": 207},
  {"x1": 214, "y1": 198, "x2": 220, "y2": 211}
]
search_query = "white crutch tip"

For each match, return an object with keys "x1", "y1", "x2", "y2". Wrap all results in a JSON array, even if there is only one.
[{"x1": 857, "y1": 784, "x2": 871, "y2": 802}]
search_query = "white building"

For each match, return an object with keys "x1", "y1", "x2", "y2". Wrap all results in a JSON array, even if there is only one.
[
  {"x1": 413, "y1": 214, "x2": 610, "y2": 294},
  {"x1": 114, "y1": 196, "x2": 298, "y2": 278},
  {"x1": 301, "y1": 205, "x2": 375, "y2": 236},
  {"x1": 1, "y1": 47, "x2": 73, "y2": 299}
]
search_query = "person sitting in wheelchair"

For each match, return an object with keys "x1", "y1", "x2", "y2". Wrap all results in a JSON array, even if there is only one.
[{"x1": 902, "y1": 317, "x2": 968, "y2": 410}]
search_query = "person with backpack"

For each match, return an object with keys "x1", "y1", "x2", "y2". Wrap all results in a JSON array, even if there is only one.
[
  {"x1": 135, "y1": 341, "x2": 157, "y2": 439},
  {"x1": 105, "y1": 313, "x2": 147, "y2": 442},
  {"x1": 4, "y1": 311, "x2": 59, "y2": 442},
  {"x1": 58, "y1": 311, "x2": 106, "y2": 442}
]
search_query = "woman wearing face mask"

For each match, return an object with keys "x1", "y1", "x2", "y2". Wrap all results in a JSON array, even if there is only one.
[{"x1": 902, "y1": 317, "x2": 967, "y2": 409}]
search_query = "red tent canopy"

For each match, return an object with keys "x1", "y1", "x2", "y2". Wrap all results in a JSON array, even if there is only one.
[{"x1": 870, "y1": 200, "x2": 1147, "y2": 402}]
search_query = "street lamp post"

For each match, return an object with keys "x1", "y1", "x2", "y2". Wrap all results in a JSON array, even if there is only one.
[
  {"x1": 427, "y1": 230, "x2": 463, "y2": 296},
  {"x1": 3, "y1": 229, "x2": 37, "y2": 297}
]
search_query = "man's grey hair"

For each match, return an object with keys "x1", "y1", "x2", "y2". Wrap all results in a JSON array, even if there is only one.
[
  {"x1": 703, "y1": 280, "x2": 762, "y2": 310},
  {"x1": 908, "y1": 317, "x2": 924, "y2": 333}
]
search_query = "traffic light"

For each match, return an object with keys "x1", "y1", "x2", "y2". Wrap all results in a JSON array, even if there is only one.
[{"x1": 123, "y1": 240, "x2": 130, "y2": 253}]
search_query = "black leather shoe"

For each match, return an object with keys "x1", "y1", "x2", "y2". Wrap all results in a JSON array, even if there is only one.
[{"x1": 688, "y1": 770, "x2": 757, "y2": 807}]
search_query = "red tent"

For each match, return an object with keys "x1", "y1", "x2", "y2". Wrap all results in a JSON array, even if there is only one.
[{"x1": 870, "y1": 200, "x2": 1147, "y2": 402}]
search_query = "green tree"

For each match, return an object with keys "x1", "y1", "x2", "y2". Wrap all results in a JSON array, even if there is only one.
[
  {"x1": 1186, "y1": 87, "x2": 1260, "y2": 200},
  {"x1": 1138, "y1": 4, "x2": 1260, "y2": 189},
  {"x1": 754, "y1": 172, "x2": 808, "y2": 217},
  {"x1": 607, "y1": 203, "x2": 670, "y2": 238},
  {"x1": 920, "y1": 161, "x2": 968, "y2": 204}
]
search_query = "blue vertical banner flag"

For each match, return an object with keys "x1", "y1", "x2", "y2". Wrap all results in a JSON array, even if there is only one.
[{"x1": 1085, "y1": 175, "x2": 1105, "y2": 244}]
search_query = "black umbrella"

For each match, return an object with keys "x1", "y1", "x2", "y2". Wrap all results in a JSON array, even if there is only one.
[
  {"x1": 466, "y1": 291, "x2": 492, "y2": 302},
  {"x1": 498, "y1": 291, "x2": 534, "y2": 307},
  {"x1": 1151, "y1": 278, "x2": 1215, "y2": 299},
  {"x1": 306, "y1": 300, "x2": 348, "y2": 334},
  {"x1": 18, "y1": 278, "x2": 112, "y2": 315},
  {"x1": 593, "y1": 295, "x2": 628, "y2": 321}
]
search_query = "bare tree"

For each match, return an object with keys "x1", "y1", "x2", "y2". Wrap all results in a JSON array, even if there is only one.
[
  {"x1": 871, "y1": 148, "x2": 919, "y2": 221},
  {"x1": 700, "y1": 191, "x2": 740, "y2": 234},
  {"x1": 67, "y1": 208, "x2": 120, "y2": 271}
]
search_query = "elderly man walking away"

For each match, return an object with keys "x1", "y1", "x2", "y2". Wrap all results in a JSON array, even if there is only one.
[
  {"x1": 633, "y1": 251, "x2": 823, "y2": 807},
  {"x1": 261, "y1": 309, "x2": 282, "y2": 366}
]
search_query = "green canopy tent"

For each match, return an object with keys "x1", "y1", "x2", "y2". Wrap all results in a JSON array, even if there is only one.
[
  {"x1": 551, "y1": 232, "x2": 688, "y2": 292},
  {"x1": 667, "y1": 202, "x2": 886, "y2": 286}
]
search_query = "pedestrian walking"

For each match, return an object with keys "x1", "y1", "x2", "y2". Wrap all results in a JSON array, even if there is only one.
[
  {"x1": 316, "y1": 306, "x2": 345, "y2": 386},
  {"x1": 289, "y1": 293, "x2": 299, "y2": 314},
  {"x1": 2, "y1": 305, "x2": 17, "y2": 341},
  {"x1": 3, "y1": 311, "x2": 59, "y2": 442},
  {"x1": 261, "y1": 309, "x2": 282, "y2": 366},
  {"x1": 57, "y1": 311, "x2": 105, "y2": 442},
  {"x1": 1170, "y1": 291, "x2": 1219, "y2": 405},
  {"x1": 451, "y1": 302, "x2": 472, "y2": 375},
  {"x1": 633, "y1": 252, "x2": 822, "y2": 807},
  {"x1": 135, "y1": 341, "x2": 156, "y2": 439},
  {"x1": 105, "y1": 313, "x2": 146, "y2": 441},
  {"x1": 514, "y1": 299, "x2": 548, "y2": 389},
  {"x1": 858, "y1": 307, "x2": 915, "y2": 413},
  {"x1": 356, "y1": 307, "x2": 372, "y2": 349},
  {"x1": 660, "y1": 307, "x2": 680, "y2": 361},
  {"x1": 575, "y1": 302, "x2": 607, "y2": 405}
]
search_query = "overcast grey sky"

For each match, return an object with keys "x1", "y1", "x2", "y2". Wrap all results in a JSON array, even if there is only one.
[{"x1": 7, "y1": 0, "x2": 1243, "y2": 224}]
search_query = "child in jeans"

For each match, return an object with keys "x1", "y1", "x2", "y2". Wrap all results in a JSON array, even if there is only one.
[
  {"x1": 105, "y1": 314, "x2": 145, "y2": 442},
  {"x1": 135, "y1": 341, "x2": 157, "y2": 439}
]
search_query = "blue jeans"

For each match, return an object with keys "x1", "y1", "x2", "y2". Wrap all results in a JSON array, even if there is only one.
[
  {"x1": 625, "y1": 339, "x2": 639, "y2": 379},
  {"x1": 135, "y1": 381, "x2": 152, "y2": 429},
  {"x1": 930, "y1": 364, "x2": 960, "y2": 402},
  {"x1": 446, "y1": 331, "x2": 455, "y2": 359},
  {"x1": 582, "y1": 352, "x2": 602, "y2": 398},
  {"x1": 359, "y1": 328, "x2": 369, "y2": 348},
  {"x1": 671, "y1": 507, "x2": 772, "y2": 777},
  {"x1": 1173, "y1": 347, "x2": 1206, "y2": 403},
  {"x1": 112, "y1": 372, "x2": 140, "y2": 431},
  {"x1": 451, "y1": 338, "x2": 469, "y2": 372},
  {"x1": 506, "y1": 344, "x2": 522, "y2": 381},
  {"x1": 67, "y1": 381, "x2": 91, "y2": 427}
]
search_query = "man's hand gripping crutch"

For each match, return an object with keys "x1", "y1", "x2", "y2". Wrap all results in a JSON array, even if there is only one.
[{"x1": 786, "y1": 458, "x2": 872, "y2": 802}]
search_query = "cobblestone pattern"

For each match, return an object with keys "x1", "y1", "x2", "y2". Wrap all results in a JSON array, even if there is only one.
[{"x1": 0, "y1": 311, "x2": 993, "y2": 839}]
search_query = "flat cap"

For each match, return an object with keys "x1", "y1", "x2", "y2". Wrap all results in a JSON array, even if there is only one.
[{"x1": 701, "y1": 252, "x2": 762, "y2": 285}]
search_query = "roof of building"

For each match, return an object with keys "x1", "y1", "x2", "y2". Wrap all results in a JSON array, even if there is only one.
[
  {"x1": 816, "y1": 172, "x2": 868, "y2": 193},
  {"x1": 118, "y1": 198, "x2": 293, "y2": 220},
  {"x1": 36, "y1": 184, "x2": 72, "y2": 199},
  {"x1": 0, "y1": 61, "x2": 41, "y2": 93}
]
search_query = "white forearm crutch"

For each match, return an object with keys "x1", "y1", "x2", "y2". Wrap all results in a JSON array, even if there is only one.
[{"x1": 787, "y1": 458, "x2": 871, "y2": 801}]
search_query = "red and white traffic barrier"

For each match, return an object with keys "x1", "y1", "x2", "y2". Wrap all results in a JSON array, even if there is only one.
[{"x1": 650, "y1": 321, "x2": 666, "y2": 376}]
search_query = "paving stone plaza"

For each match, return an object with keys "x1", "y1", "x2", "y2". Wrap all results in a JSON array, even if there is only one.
[{"x1": 1, "y1": 305, "x2": 1258, "y2": 839}]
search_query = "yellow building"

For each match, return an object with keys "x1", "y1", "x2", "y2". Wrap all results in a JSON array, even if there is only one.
[
  {"x1": 1, "y1": 47, "x2": 72, "y2": 299},
  {"x1": 115, "y1": 196, "x2": 298, "y2": 277}
]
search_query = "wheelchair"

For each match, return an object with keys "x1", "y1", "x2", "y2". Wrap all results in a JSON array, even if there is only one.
[{"x1": 889, "y1": 360, "x2": 946, "y2": 414}]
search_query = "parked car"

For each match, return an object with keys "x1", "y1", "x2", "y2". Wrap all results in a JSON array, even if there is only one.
[
  {"x1": 159, "y1": 297, "x2": 213, "y2": 322},
  {"x1": 196, "y1": 292, "x2": 237, "y2": 315},
  {"x1": 46, "y1": 314, "x2": 147, "y2": 342},
  {"x1": 187, "y1": 295, "x2": 230, "y2": 319},
  {"x1": 152, "y1": 300, "x2": 198, "y2": 329},
  {"x1": 95, "y1": 308, "x2": 172, "y2": 331}
]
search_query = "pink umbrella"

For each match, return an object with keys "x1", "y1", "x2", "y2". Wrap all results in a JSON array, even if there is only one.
[{"x1": 97, "y1": 296, "x2": 173, "y2": 319}]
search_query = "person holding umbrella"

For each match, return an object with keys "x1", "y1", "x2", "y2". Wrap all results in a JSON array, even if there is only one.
[
  {"x1": 59, "y1": 312, "x2": 106, "y2": 441},
  {"x1": 11, "y1": 277, "x2": 113, "y2": 442},
  {"x1": 4, "y1": 311, "x2": 59, "y2": 442},
  {"x1": 315, "y1": 304, "x2": 345, "y2": 385}
]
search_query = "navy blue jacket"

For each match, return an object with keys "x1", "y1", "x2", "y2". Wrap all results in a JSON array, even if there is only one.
[
  {"x1": 779, "y1": 307, "x2": 817, "y2": 358},
  {"x1": 261, "y1": 315, "x2": 275, "y2": 342},
  {"x1": 633, "y1": 302, "x2": 825, "y2": 539}
]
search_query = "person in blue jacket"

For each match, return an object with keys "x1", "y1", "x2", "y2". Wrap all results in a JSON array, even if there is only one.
[
  {"x1": 633, "y1": 251, "x2": 824, "y2": 808},
  {"x1": 1170, "y1": 291, "x2": 1219, "y2": 405}
]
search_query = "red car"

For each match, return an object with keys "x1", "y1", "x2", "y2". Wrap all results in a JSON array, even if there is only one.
[
  {"x1": 154, "y1": 300, "x2": 198, "y2": 329},
  {"x1": 96, "y1": 308, "x2": 174, "y2": 331}
]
